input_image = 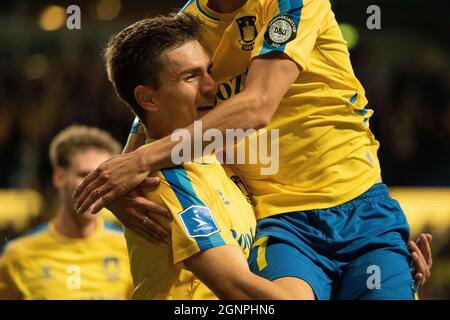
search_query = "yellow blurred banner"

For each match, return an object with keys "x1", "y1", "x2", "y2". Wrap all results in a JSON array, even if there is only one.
[
  {"x1": 0, "y1": 189, "x2": 43, "y2": 231},
  {"x1": 0, "y1": 189, "x2": 120, "y2": 231},
  {"x1": 390, "y1": 187, "x2": 450, "y2": 234},
  {"x1": 0, "y1": 188, "x2": 449, "y2": 233}
]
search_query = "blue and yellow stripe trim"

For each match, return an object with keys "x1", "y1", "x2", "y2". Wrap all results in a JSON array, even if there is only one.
[
  {"x1": 161, "y1": 166, "x2": 225, "y2": 250},
  {"x1": 260, "y1": 0, "x2": 303, "y2": 55}
]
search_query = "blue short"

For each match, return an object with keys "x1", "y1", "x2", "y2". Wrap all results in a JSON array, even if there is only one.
[{"x1": 248, "y1": 184, "x2": 415, "y2": 300}]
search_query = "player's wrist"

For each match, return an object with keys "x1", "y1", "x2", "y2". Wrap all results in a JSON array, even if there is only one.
[{"x1": 134, "y1": 143, "x2": 154, "y2": 173}]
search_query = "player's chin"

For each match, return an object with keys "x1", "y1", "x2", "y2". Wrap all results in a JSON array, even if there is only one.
[{"x1": 196, "y1": 109, "x2": 213, "y2": 118}]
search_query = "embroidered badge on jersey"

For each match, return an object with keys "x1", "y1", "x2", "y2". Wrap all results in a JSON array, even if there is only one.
[
  {"x1": 264, "y1": 14, "x2": 297, "y2": 48},
  {"x1": 103, "y1": 256, "x2": 120, "y2": 281},
  {"x1": 179, "y1": 205, "x2": 220, "y2": 238},
  {"x1": 41, "y1": 266, "x2": 52, "y2": 279},
  {"x1": 236, "y1": 16, "x2": 258, "y2": 51},
  {"x1": 230, "y1": 175, "x2": 256, "y2": 206}
]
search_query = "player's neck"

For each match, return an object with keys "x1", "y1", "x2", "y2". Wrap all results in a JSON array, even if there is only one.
[
  {"x1": 206, "y1": 0, "x2": 247, "y2": 13},
  {"x1": 54, "y1": 207, "x2": 98, "y2": 239}
]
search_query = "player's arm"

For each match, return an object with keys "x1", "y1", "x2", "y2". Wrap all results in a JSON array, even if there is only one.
[
  {"x1": 74, "y1": 53, "x2": 300, "y2": 214},
  {"x1": 184, "y1": 244, "x2": 293, "y2": 300}
]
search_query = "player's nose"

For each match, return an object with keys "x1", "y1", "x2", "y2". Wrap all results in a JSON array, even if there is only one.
[{"x1": 200, "y1": 73, "x2": 218, "y2": 99}]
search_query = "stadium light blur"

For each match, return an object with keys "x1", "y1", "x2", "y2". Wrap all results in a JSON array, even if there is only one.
[
  {"x1": 24, "y1": 54, "x2": 49, "y2": 80},
  {"x1": 38, "y1": 5, "x2": 66, "y2": 31},
  {"x1": 0, "y1": 189, "x2": 43, "y2": 232},
  {"x1": 338, "y1": 23, "x2": 359, "y2": 50},
  {"x1": 97, "y1": 0, "x2": 122, "y2": 21}
]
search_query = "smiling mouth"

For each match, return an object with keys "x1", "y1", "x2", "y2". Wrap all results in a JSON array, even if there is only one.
[{"x1": 197, "y1": 97, "x2": 217, "y2": 112}]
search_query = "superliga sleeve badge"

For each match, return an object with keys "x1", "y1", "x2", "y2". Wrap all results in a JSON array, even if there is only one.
[
  {"x1": 179, "y1": 205, "x2": 220, "y2": 238},
  {"x1": 264, "y1": 14, "x2": 297, "y2": 48}
]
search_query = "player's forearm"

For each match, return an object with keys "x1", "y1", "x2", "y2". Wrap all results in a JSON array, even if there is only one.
[
  {"x1": 135, "y1": 90, "x2": 271, "y2": 172},
  {"x1": 185, "y1": 246, "x2": 294, "y2": 300},
  {"x1": 217, "y1": 272, "x2": 293, "y2": 300},
  {"x1": 200, "y1": 90, "x2": 270, "y2": 131}
]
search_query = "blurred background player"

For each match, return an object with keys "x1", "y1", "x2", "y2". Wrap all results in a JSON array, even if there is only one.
[{"x1": 0, "y1": 125, "x2": 132, "y2": 299}]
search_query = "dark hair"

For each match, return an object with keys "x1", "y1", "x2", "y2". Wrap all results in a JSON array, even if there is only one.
[
  {"x1": 49, "y1": 125, "x2": 121, "y2": 169},
  {"x1": 104, "y1": 12, "x2": 204, "y2": 120}
]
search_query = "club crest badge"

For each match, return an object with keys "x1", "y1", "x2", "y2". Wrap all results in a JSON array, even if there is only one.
[
  {"x1": 236, "y1": 16, "x2": 258, "y2": 51},
  {"x1": 103, "y1": 256, "x2": 120, "y2": 281},
  {"x1": 230, "y1": 175, "x2": 256, "y2": 207},
  {"x1": 264, "y1": 14, "x2": 297, "y2": 48}
]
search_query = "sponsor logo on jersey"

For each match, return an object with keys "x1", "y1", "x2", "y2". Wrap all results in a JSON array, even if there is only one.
[{"x1": 41, "y1": 266, "x2": 52, "y2": 279}]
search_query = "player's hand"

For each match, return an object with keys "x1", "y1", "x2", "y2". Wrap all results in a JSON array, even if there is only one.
[
  {"x1": 105, "y1": 177, "x2": 172, "y2": 245},
  {"x1": 73, "y1": 147, "x2": 150, "y2": 215},
  {"x1": 409, "y1": 233, "x2": 432, "y2": 290}
]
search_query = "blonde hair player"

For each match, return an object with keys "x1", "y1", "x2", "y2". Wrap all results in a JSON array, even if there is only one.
[{"x1": 0, "y1": 125, "x2": 133, "y2": 299}]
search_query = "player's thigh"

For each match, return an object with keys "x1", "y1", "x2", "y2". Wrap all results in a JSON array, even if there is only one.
[{"x1": 334, "y1": 247, "x2": 415, "y2": 300}]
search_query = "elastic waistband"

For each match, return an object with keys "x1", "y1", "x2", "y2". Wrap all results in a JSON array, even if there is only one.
[{"x1": 337, "y1": 183, "x2": 390, "y2": 209}]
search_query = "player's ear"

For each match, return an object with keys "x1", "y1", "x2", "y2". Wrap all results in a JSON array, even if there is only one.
[
  {"x1": 134, "y1": 85, "x2": 158, "y2": 113},
  {"x1": 53, "y1": 167, "x2": 66, "y2": 190}
]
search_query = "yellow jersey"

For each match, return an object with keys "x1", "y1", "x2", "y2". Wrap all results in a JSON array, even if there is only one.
[
  {"x1": 182, "y1": 0, "x2": 381, "y2": 219},
  {"x1": 0, "y1": 219, "x2": 132, "y2": 300},
  {"x1": 124, "y1": 155, "x2": 256, "y2": 299}
]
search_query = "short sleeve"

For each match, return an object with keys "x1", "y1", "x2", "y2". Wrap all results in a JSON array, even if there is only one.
[
  {"x1": 252, "y1": 0, "x2": 329, "y2": 70},
  {"x1": 153, "y1": 167, "x2": 239, "y2": 265}
]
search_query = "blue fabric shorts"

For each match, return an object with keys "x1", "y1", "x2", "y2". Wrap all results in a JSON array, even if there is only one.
[{"x1": 248, "y1": 184, "x2": 415, "y2": 300}]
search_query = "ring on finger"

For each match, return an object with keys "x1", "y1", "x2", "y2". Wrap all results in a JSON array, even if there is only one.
[{"x1": 142, "y1": 216, "x2": 151, "y2": 226}]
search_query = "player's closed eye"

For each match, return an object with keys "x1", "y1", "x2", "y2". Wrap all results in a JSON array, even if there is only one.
[{"x1": 182, "y1": 73, "x2": 199, "y2": 82}]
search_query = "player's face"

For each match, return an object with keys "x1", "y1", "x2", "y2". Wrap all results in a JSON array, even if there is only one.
[
  {"x1": 57, "y1": 148, "x2": 111, "y2": 221},
  {"x1": 153, "y1": 40, "x2": 217, "y2": 130}
]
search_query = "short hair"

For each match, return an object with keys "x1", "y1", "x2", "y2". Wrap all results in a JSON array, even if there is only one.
[
  {"x1": 104, "y1": 12, "x2": 204, "y2": 120},
  {"x1": 49, "y1": 125, "x2": 122, "y2": 169}
]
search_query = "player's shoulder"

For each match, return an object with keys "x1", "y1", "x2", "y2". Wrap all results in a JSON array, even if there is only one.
[
  {"x1": 161, "y1": 156, "x2": 223, "y2": 190},
  {"x1": 259, "y1": 0, "x2": 323, "y2": 10},
  {"x1": 102, "y1": 221, "x2": 128, "y2": 245},
  {"x1": 103, "y1": 222, "x2": 124, "y2": 234},
  {"x1": 159, "y1": 165, "x2": 203, "y2": 197},
  {"x1": 1, "y1": 223, "x2": 50, "y2": 259}
]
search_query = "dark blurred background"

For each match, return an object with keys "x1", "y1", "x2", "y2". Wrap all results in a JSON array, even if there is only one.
[{"x1": 0, "y1": 0, "x2": 449, "y2": 299}]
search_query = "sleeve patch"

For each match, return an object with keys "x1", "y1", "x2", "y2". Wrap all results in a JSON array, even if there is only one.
[
  {"x1": 264, "y1": 14, "x2": 298, "y2": 48},
  {"x1": 179, "y1": 205, "x2": 220, "y2": 238}
]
